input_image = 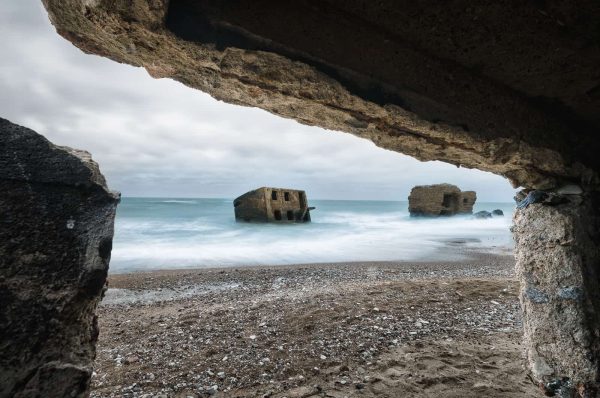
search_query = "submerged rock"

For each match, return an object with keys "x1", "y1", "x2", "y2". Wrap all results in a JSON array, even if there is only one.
[
  {"x1": 492, "y1": 209, "x2": 504, "y2": 216},
  {"x1": 473, "y1": 211, "x2": 492, "y2": 219},
  {"x1": 0, "y1": 118, "x2": 119, "y2": 397}
]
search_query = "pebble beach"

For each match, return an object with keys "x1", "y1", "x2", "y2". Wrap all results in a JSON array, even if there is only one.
[{"x1": 91, "y1": 252, "x2": 539, "y2": 397}]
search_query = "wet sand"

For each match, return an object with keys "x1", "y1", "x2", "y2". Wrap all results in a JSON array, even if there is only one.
[{"x1": 91, "y1": 253, "x2": 539, "y2": 397}]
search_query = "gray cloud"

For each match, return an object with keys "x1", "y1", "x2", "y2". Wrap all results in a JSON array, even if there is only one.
[{"x1": 0, "y1": 2, "x2": 515, "y2": 201}]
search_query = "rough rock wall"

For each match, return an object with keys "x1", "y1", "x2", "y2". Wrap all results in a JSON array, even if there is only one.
[
  {"x1": 408, "y1": 184, "x2": 475, "y2": 216},
  {"x1": 41, "y1": 0, "x2": 600, "y2": 191},
  {"x1": 514, "y1": 195, "x2": 600, "y2": 397},
  {"x1": 0, "y1": 118, "x2": 119, "y2": 397}
]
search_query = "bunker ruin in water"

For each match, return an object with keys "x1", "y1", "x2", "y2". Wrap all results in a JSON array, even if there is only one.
[
  {"x1": 234, "y1": 187, "x2": 314, "y2": 223},
  {"x1": 408, "y1": 183, "x2": 476, "y2": 216}
]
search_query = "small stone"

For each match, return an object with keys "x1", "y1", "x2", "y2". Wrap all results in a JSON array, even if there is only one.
[
  {"x1": 124, "y1": 355, "x2": 139, "y2": 364},
  {"x1": 556, "y1": 184, "x2": 583, "y2": 195},
  {"x1": 286, "y1": 386, "x2": 316, "y2": 397}
]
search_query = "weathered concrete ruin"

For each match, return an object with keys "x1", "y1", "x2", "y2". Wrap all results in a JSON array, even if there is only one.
[
  {"x1": 234, "y1": 187, "x2": 313, "y2": 223},
  {"x1": 0, "y1": 118, "x2": 119, "y2": 397},
  {"x1": 408, "y1": 184, "x2": 476, "y2": 216},
  {"x1": 1, "y1": 1, "x2": 596, "y2": 396}
]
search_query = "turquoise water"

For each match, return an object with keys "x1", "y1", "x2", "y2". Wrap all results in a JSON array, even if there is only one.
[{"x1": 110, "y1": 198, "x2": 516, "y2": 273}]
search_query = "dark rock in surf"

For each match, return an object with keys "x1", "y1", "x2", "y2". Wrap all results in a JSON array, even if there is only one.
[{"x1": 473, "y1": 211, "x2": 492, "y2": 219}]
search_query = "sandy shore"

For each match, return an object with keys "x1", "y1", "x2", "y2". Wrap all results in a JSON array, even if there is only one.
[{"x1": 91, "y1": 253, "x2": 539, "y2": 397}]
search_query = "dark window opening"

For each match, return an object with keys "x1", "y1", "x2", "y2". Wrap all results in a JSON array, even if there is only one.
[
  {"x1": 441, "y1": 193, "x2": 459, "y2": 213},
  {"x1": 287, "y1": 210, "x2": 294, "y2": 220},
  {"x1": 442, "y1": 193, "x2": 453, "y2": 207},
  {"x1": 284, "y1": 192, "x2": 290, "y2": 201},
  {"x1": 463, "y1": 198, "x2": 468, "y2": 204},
  {"x1": 271, "y1": 191, "x2": 278, "y2": 200},
  {"x1": 274, "y1": 210, "x2": 282, "y2": 220}
]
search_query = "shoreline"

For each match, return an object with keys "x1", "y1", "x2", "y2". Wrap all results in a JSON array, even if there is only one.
[
  {"x1": 103, "y1": 252, "x2": 515, "y2": 306},
  {"x1": 107, "y1": 241, "x2": 515, "y2": 276}
]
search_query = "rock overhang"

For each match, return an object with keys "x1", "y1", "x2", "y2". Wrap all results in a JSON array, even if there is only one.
[{"x1": 41, "y1": 0, "x2": 600, "y2": 191}]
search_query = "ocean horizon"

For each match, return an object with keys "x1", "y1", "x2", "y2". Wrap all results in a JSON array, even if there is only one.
[{"x1": 109, "y1": 197, "x2": 516, "y2": 273}]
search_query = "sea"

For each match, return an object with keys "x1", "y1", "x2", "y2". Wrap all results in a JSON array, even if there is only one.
[{"x1": 109, "y1": 197, "x2": 516, "y2": 273}]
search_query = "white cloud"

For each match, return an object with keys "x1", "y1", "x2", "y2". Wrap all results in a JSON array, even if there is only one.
[{"x1": 0, "y1": 2, "x2": 515, "y2": 201}]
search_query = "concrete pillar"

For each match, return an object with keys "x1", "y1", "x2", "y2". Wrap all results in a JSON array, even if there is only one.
[
  {"x1": 0, "y1": 118, "x2": 119, "y2": 397},
  {"x1": 514, "y1": 194, "x2": 600, "y2": 397}
]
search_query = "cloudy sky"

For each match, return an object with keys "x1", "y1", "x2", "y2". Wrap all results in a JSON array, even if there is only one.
[{"x1": 0, "y1": 2, "x2": 515, "y2": 201}]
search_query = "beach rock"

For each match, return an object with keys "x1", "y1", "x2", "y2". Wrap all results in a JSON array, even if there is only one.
[
  {"x1": 492, "y1": 209, "x2": 504, "y2": 216},
  {"x1": 408, "y1": 184, "x2": 476, "y2": 216},
  {"x1": 0, "y1": 118, "x2": 119, "y2": 397},
  {"x1": 473, "y1": 211, "x2": 492, "y2": 219},
  {"x1": 287, "y1": 386, "x2": 317, "y2": 397}
]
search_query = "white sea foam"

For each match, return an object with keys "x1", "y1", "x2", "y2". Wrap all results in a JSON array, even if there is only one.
[
  {"x1": 156, "y1": 200, "x2": 199, "y2": 204},
  {"x1": 110, "y1": 198, "x2": 514, "y2": 273}
]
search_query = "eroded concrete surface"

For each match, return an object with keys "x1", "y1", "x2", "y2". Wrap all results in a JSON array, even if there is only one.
[
  {"x1": 0, "y1": 118, "x2": 119, "y2": 397},
  {"x1": 514, "y1": 195, "x2": 600, "y2": 396},
  {"x1": 41, "y1": 0, "x2": 600, "y2": 190}
]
